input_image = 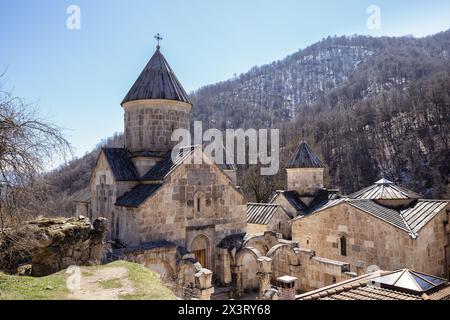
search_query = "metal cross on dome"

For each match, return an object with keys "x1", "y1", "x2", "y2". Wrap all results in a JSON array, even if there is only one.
[{"x1": 154, "y1": 33, "x2": 163, "y2": 49}]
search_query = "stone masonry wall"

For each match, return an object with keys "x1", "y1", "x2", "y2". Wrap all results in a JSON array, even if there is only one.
[
  {"x1": 296, "y1": 248, "x2": 353, "y2": 292},
  {"x1": 412, "y1": 207, "x2": 449, "y2": 277},
  {"x1": 292, "y1": 202, "x2": 435, "y2": 275},
  {"x1": 287, "y1": 168, "x2": 324, "y2": 194},
  {"x1": 271, "y1": 194, "x2": 298, "y2": 218},
  {"x1": 90, "y1": 152, "x2": 137, "y2": 240},
  {"x1": 116, "y1": 151, "x2": 247, "y2": 274},
  {"x1": 123, "y1": 100, "x2": 191, "y2": 153}
]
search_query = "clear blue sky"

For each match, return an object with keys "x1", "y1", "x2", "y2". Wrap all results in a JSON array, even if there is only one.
[{"x1": 1, "y1": 0, "x2": 450, "y2": 163}]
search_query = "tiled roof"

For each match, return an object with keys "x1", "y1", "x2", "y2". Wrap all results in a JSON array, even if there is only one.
[
  {"x1": 103, "y1": 148, "x2": 139, "y2": 181},
  {"x1": 287, "y1": 142, "x2": 324, "y2": 169},
  {"x1": 115, "y1": 184, "x2": 163, "y2": 208},
  {"x1": 142, "y1": 146, "x2": 196, "y2": 181},
  {"x1": 247, "y1": 203, "x2": 285, "y2": 225},
  {"x1": 298, "y1": 270, "x2": 450, "y2": 300},
  {"x1": 122, "y1": 48, "x2": 191, "y2": 105},
  {"x1": 349, "y1": 179, "x2": 422, "y2": 200}
]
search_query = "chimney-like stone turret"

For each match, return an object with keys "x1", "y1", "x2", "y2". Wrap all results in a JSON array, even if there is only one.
[
  {"x1": 277, "y1": 276, "x2": 297, "y2": 300},
  {"x1": 286, "y1": 142, "x2": 324, "y2": 195}
]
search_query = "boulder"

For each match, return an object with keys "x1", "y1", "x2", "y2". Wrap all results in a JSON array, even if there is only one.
[{"x1": 0, "y1": 216, "x2": 108, "y2": 276}]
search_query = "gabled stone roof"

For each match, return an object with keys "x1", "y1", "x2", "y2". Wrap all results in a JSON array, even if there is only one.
[
  {"x1": 272, "y1": 189, "x2": 340, "y2": 214},
  {"x1": 280, "y1": 191, "x2": 308, "y2": 211},
  {"x1": 142, "y1": 146, "x2": 197, "y2": 181},
  {"x1": 115, "y1": 184, "x2": 163, "y2": 208},
  {"x1": 73, "y1": 187, "x2": 91, "y2": 203},
  {"x1": 102, "y1": 148, "x2": 139, "y2": 181},
  {"x1": 286, "y1": 142, "x2": 324, "y2": 169},
  {"x1": 122, "y1": 47, "x2": 191, "y2": 105}
]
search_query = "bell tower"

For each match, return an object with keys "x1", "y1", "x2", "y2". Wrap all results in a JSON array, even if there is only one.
[{"x1": 121, "y1": 34, "x2": 192, "y2": 154}]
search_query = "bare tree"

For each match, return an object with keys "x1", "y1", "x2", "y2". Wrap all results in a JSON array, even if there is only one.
[
  {"x1": 241, "y1": 164, "x2": 282, "y2": 203},
  {"x1": 0, "y1": 78, "x2": 72, "y2": 230}
]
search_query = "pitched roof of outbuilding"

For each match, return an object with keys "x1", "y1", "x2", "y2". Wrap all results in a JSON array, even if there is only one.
[
  {"x1": 115, "y1": 184, "x2": 163, "y2": 208},
  {"x1": 73, "y1": 187, "x2": 91, "y2": 203},
  {"x1": 102, "y1": 148, "x2": 139, "y2": 181},
  {"x1": 349, "y1": 179, "x2": 422, "y2": 200},
  {"x1": 287, "y1": 142, "x2": 324, "y2": 169},
  {"x1": 246, "y1": 203, "x2": 287, "y2": 225},
  {"x1": 400, "y1": 200, "x2": 449, "y2": 234},
  {"x1": 121, "y1": 47, "x2": 191, "y2": 105}
]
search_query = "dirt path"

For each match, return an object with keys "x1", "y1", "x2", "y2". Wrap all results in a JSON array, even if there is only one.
[{"x1": 67, "y1": 266, "x2": 136, "y2": 300}]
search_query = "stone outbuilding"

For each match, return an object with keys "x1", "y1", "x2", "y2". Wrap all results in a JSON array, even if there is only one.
[
  {"x1": 291, "y1": 178, "x2": 450, "y2": 279},
  {"x1": 246, "y1": 203, "x2": 292, "y2": 238}
]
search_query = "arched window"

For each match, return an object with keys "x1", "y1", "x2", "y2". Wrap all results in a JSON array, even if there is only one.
[
  {"x1": 194, "y1": 192, "x2": 205, "y2": 216},
  {"x1": 340, "y1": 236, "x2": 347, "y2": 256}
]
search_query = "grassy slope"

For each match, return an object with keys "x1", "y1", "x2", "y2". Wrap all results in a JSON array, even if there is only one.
[{"x1": 0, "y1": 261, "x2": 176, "y2": 300}]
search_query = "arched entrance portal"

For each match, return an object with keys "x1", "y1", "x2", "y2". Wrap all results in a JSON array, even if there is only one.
[{"x1": 191, "y1": 235, "x2": 212, "y2": 270}]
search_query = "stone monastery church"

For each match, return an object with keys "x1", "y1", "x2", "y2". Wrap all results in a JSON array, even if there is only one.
[{"x1": 77, "y1": 41, "x2": 450, "y2": 299}]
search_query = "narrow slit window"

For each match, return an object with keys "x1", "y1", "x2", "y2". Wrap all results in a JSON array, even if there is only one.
[{"x1": 340, "y1": 236, "x2": 347, "y2": 256}]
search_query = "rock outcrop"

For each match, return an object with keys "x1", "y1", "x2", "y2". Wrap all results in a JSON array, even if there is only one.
[{"x1": 0, "y1": 216, "x2": 107, "y2": 276}]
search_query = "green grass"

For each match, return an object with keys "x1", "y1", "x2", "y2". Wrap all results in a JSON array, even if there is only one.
[
  {"x1": 97, "y1": 278, "x2": 123, "y2": 290},
  {"x1": 0, "y1": 271, "x2": 69, "y2": 300},
  {"x1": 82, "y1": 271, "x2": 94, "y2": 277},
  {"x1": 108, "y1": 261, "x2": 177, "y2": 300},
  {"x1": 0, "y1": 261, "x2": 176, "y2": 300}
]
